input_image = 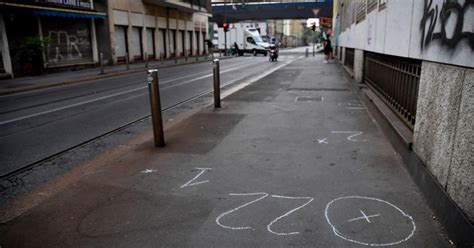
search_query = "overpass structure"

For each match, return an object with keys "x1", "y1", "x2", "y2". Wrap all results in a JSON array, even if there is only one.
[{"x1": 210, "y1": 0, "x2": 333, "y2": 23}]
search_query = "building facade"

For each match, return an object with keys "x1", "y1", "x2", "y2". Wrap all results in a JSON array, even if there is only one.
[
  {"x1": 0, "y1": 0, "x2": 104, "y2": 77},
  {"x1": 0, "y1": 0, "x2": 211, "y2": 77},
  {"x1": 97, "y1": 0, "x2": 211, "y2": 65},
  {"x1": 333, "y1": 0, "x2": 473, "y2": 245}
]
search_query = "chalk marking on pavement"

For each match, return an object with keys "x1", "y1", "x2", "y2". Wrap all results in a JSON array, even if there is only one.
[
  {"x1": 216, "y1": 192, "x2": 269, "y2": 230},
  {"x1": 180, "y1": 167, "x2": 212, "y2": 188},
  {"x1": 266, "y1": 195, "x2": 314, "y2": 236},
  {"x1": 318, "y1": 138, "x2": 328, "y2": 144},
  {"x1": 0, "y1": 60, "x2": 262, "y2": 126},
  {"x1": 325, "y1": 196, "x2": 416, "y2": 247},
  {"x1": 331, "y1": 131, "x2": 365, "y2": 142},
  {"x1": 347, "y1": 210, "x2": 380, "y2": 223},
  {"x1": 347, "y1": 107, "x2": 367, "y2": 110},
  {"x1": 141, "y1": 169, "x2": 157, "y2": 174}
]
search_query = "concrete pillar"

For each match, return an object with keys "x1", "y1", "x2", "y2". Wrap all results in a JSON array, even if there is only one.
[
  {"x1": 141, "y1": 13, "x2": 147, "y2": 61},
  {"x1": 341, "y1": 47, "x2": 346, "y2": 66},
  {"x1": 154, "y1": 16, "x2": 159, "y2": 60},
  {"x1": 353, "y1": 49, "x2": 364, "y2": 83},
  {"x1": 107, "y1": 3, "x2": 117, "y2": 64},
  {"x1": 0, "y1": 14, "x2": 13, "y2": 77},
  {"x1": 127, "y1": 11, "x2": 133, "y2": 62},
  {"x1": 91, "y1": 19, "x2": 99, "y2": 63},
  {"x1": 413, "y1": 61, "x2": 474, "y2": 222}
]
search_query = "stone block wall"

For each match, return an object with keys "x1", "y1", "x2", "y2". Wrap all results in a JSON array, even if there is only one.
[
  {"x1": 353, "y1": 49, "x2": 364, "y2": 83},
  {"x1": 413, "y1": 61, "x2": 474, "y2": 222}
]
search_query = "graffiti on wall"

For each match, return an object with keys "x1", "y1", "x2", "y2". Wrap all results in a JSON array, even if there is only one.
[
  {"x1": 46, "y1": 29, "x2": 91, "y2": 63},
  {"x1": 420, "y1": 0, "x2": 474, "y2": 51}
]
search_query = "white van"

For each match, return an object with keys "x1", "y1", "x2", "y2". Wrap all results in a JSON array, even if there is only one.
[{"x1": 218, "y1": 24, "x2": 270, "y2": 56}]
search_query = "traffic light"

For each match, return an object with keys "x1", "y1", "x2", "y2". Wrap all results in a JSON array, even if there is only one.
[
  {"x1": 311, "y1": 23, "x2": 316, "y2": 31},
  {"x1": 223, "y1": 22, "x2": 229, "y2": 32},
  {"x1": 320, "y1": 18, "x2": 331, "y2": 27}
]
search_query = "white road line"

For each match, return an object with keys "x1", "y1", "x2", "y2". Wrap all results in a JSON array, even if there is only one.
[
  {"x1": 0, "y1": 86, "x2": 149, "y2": 125},
  {"x1": 160, "y1": 57, "x2": 254, "y2": 85},
  {"x1": 0, "y1": 60, "x2": 263, "y2": 126}
]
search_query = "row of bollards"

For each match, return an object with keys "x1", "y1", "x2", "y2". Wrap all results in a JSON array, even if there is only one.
[{"x1": 147, "y1": 59, "x2": 221, "y2": 147}]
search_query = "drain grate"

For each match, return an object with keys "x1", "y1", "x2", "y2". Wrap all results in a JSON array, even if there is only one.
[
  {"x1": 288, "y1": 88, "x2": 349, "y2": 92},
  {"x1": 295, "y1": 96, "x2": 323, "y2": 102}
]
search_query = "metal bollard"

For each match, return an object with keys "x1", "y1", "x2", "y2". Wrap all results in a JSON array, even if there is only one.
[
  {"x1": 145, "y1": 53, "x2": 148, "y2": 68},
  {"x1": 213, "y1": 59, "x2": 221, "y2": 108},
  {"x1": 99, "y1": 52, "x2": 104, "y2": 75},
  {"x1": 125, "y1": 53, "x2": 130, "y2": 70},
  {"x1": 312, "y1": 44, "x2": 315, "y2": 56},
  {"x1": 305, "y1": 48, "x2": 309, "y2": 57},
  {"x1": 175, "y1": 50, "x2": 178, "y2": 64},
  {"x1": 147, "y1": 69, "x2": 165, "y2": 147}
]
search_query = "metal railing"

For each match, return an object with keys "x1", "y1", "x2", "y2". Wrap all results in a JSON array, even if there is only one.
[
  {"x1": 364, "y1": 52, "x2": 421, "y2": 129},
  {"x1": 344, "y1": 48, "x2": 354, "y2": 70}
]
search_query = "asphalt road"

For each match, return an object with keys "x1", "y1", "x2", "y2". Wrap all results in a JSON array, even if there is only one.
[{"x1": 0, "y1": 54, "x2": 303, "y2": 177}]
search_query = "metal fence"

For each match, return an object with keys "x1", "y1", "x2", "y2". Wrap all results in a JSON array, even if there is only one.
[
  {"x1": 364, "y1": 52, "x2": 421, "y2": 129},
  {"x1": 344, "y1": 48, "x2": 354, "y2": 70}
]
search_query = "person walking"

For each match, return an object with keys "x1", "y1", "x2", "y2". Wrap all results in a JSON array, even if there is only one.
[{"x1": 323, "y1": 34, "x2": 333, "y2": 63}]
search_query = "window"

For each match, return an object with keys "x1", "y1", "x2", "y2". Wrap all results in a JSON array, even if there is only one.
[
  {"x1": 246, "y1": 37, "x2": 255, "y2": 44},
  {"x1": 356, "y1": 0, "x2": 366, "y2": 23},
  {"x1": 379, "y1": 0, "x2": 387, "y2": 10},
  {"x1": 367, "y1": 0, "x2": 377, "y2": 13}
]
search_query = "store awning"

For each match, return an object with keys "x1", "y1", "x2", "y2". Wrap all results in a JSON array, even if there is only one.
[{"x1": 0, "y1": 2, "x2": 106, "y2": 19}]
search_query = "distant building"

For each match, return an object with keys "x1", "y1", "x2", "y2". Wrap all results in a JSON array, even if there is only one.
[
  {"x1": 269, "y1": 19, "x2": 306, "y2": 48},
  {"x1": 96, "y1": 0, "x2": 211, "y2": 65}
]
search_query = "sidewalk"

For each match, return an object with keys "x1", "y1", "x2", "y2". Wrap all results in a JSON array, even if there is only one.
[
  {"x1": 0, "y1": 54, "x2": 226, "y2": 95},
  {"x1": 0, "y1": 56, "x2": 450, "y2": 247}
]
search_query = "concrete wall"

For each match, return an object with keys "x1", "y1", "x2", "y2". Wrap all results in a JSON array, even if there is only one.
[
  {"x1": 338, "y1": 0, "x2": 474, "y2": 68},
  {"x1": 413, "y1": 62, "x2": 473, "y2": 222}
]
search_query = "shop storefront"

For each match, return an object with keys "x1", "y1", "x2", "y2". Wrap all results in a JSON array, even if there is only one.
[{"x1": 0, "y1": 0, "x2": 105, "y2": 77}]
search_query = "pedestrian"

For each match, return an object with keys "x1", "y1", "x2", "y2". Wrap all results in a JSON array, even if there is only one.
[
  {"x1": 234, "y1": 42, "x2": 241, "y2": 56},
  {"x1": 324, "y1": 34, "x2": 332, "y2": 63}
]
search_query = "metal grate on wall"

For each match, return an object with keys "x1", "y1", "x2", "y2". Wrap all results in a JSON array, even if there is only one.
[{"x1": 364, "y1": 52, "x2": 421, "y2": 130}]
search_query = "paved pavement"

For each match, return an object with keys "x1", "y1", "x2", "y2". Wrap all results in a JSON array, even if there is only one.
[{"x1": 0, "y1": 54, "x2": 450, "y2": 247}]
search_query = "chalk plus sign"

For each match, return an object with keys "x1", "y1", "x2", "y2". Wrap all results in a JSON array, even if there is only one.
[{"x1": 347, "y1": 210, "x2": 380, "y2": 223}]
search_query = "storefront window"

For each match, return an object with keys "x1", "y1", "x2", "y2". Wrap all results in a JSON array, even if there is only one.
[{"x1": 42, "y1": 17, "x2": 93, "y2": 65}]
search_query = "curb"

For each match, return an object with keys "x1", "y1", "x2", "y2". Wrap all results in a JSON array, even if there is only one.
[{"x1": 0, "y1": 56, "x2": 235, "y2": 96}]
